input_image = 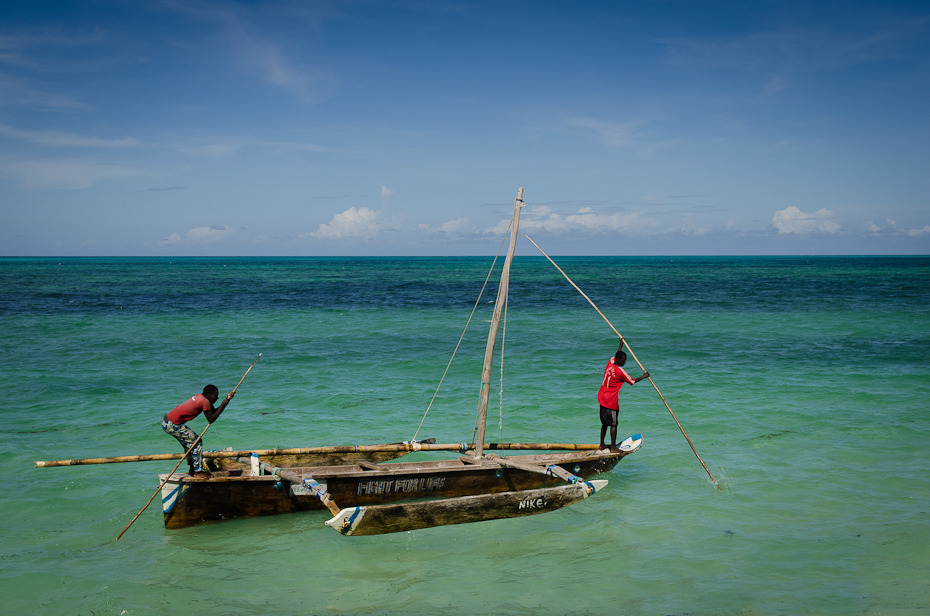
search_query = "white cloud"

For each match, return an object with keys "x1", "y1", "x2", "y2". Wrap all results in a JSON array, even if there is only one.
[
  {"x1": 243, "y1": 39, "x2": 322, "y2": 101},
  {"x1": 206, "y1": 5, "x2": 330, "y2": 103},
  {"x1": 0, "y1": 157, "x2": 139, "y2": 189},
  {"x1": 418, "y1": 217, "x2": 473, "y2": 234},
  {"x1": 437, "y1": 217, "x2": 473, "y2": 233},
  {"x1": 0, "y1": 74, "x2": 85, "y2": 111},
  {"x1": 0, "y1": 123, "x2": 137, "y2": 147},
  {"x1": 308, "y1": 207, "x2": 391, "y2": 239},
  {"x1": 380, "y1": 185, "x2": 393, "y2": 201},
  {"x1": 866, "y1": 219, "x2": 897, "y2": 233},
  {"x1": 772, "y1": 206, "x2": 840, "y2": 234},
  {"x1": 501, "y1": 206, "x2": 655, "y2": 235},
  {"x1": 153, "y1": 2, "x2": 332, "y2": 103},
  {"x1": 186, "y1": 225, "x2": 232, "y2": 242},
  {"x1": 865, "y1": 220, "x2": 930, "y2": 237},
  {"x1": 160, "y1": 225, "x2": 231, "y2": 245},
  {"x1": 568, "y1": 117, "x2": 639, "y2": 147}
]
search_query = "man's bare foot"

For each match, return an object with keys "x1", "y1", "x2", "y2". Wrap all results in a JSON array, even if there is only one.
[{"x1": 190, "y1": 470, "x2": 212, "y2": 479}]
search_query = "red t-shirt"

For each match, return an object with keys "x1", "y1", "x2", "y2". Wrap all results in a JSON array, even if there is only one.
[
  {"x1": 166, "y1": 393, "x2": 214, "y2": 425},
  {"x1": 597, "y1": 357, "x2": 635, "y2": 410}
]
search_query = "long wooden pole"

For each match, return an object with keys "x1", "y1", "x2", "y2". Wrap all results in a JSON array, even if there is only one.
[
  {"x1": 115, "y1": 353, "x2": 261, "y2": 541},
  {"x1": 524, "y1": 235, "x2": 719, "y2": 489},
  {"x1": 474, "y1": 188, "x2": 524, "y2": 457},
  {"x1": 37, "y1": 441, "x2": 605, "y2": 468}
]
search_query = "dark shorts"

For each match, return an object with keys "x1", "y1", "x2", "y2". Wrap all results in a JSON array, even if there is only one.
[{"x1": 600, "y1": 405, "x2": 618, "y2": 428}]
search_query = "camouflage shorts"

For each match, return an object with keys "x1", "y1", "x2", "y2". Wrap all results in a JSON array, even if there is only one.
[{"x1": 162, "y1": 418, "x2": 203, "y2": 472}]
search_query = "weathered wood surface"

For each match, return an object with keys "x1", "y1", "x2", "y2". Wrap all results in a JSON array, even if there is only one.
[
  {"x1": 487, "y1": 455, "x2": 581, "y2": 483},
  {"x1": 325, "y1": 479, "x2": 608, "y2": 536},
  {"x1": 159, "y1": 449, "x2": 629, "y2": 529},
  {"x1": 35, "y1": 439, "x2": 605, "y2": 468},
  {"x1": 204, "y1": 449, "x2": 409, "y2": 472},
  {"x1": 259, "y1": 463, "x2": 341, "y2": 515}
]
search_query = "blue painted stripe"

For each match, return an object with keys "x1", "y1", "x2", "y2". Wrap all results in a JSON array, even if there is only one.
[
  {"x1": 343, "y1": 506, "x2": 362, "y2": 534},
  {"x1": 161, "y1": 483, "x2": 186, "y2": 513},
  {"x1": 546, "y1": 465, "x2": 581, "y2": 483}
]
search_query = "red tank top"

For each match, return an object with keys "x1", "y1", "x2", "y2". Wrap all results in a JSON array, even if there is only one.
[
  {"x1": 597, "y1": 357, "x2": 635, "y2": 410},
  {"x1": 166, "y1": 394, "x2": 213, "y2": 424}
]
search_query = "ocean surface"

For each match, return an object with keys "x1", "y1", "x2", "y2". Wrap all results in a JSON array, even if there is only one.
[{"x1": 0, "y1": 255, "x2": 927, "y2": 616}]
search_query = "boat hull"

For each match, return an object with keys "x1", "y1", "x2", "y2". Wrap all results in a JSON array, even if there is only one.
[{"x1": 161, "y1": 448, "x2": 633, "y2": 529}]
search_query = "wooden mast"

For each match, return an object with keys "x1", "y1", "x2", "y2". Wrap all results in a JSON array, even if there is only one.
[{"x1": 473, "y1": 187, "x2": 524, "y2": 457}]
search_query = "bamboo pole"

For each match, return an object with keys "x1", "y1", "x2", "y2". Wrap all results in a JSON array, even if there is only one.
[
  {"x1": 524, "y1": 235, "x2": 720, "y2": 489},
  {"x1": 38, "y1": 441, "x2": 604, "y2": 468},
  {"x1": 115, "y1": 354, "x2": 261, "y2": 541}
]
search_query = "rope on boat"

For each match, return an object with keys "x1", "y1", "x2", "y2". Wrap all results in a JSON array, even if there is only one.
[
  {"x1": 411, "y1": 223, "x2": 511, "y2": 442},
  {"x1": 402, "y1": 440, "x2": 422, "y2": 452}
]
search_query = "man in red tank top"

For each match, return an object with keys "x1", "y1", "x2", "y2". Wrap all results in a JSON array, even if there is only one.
[
  {"x1": 597, "y1": 341, "x2": 648, "y2": 451},
  {"x1": 162, "y1": 384, "x2": 234, "y2": 478}
]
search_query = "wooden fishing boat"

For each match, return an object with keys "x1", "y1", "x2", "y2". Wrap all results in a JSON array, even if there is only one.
[
  {"x1": 160, "y1": 437, "x2": 642, "y2": 529},
  {"x1": 157, "y1": 188, "x2": 645, "y2": 535}
]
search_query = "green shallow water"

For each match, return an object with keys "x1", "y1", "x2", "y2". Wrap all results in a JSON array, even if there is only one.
[{"x1": 0, "y1": 256, "x2": 927, "y2": 615}]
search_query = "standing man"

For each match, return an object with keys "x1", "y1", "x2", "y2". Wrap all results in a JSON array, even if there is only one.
[
  {"x1": 598, "y1": 340, "x2": 649, "y2": 451},
  {"x1": 162, "y1": 384, "x2": 234, "y2": 478}
]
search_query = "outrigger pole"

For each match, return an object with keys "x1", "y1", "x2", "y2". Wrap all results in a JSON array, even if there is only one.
[
  {"x1": 524, "y1": 235, "x2": 720, "y2": 490},
  {"x1": 36, "y1": 441, "x2": 603, "y2": 468}
]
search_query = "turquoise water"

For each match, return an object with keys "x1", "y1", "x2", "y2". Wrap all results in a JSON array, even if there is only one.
[{"x1": 1, "y1": 256, "x2": 927, "y2": 615}]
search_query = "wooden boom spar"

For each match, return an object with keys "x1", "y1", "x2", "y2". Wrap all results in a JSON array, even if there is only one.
[{"x1": 34, "y1": 441, "x2": 606, "y2": 468}]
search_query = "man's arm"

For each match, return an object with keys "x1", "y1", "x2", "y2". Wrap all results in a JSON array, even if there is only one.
[
  {"x1": 634, "y1": 372, "x2": 650, "y2": 383},
  {"x1": 205, "y1": 391, "x2": 235, "y2": 423}
]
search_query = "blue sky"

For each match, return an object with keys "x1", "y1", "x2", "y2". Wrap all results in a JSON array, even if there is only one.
[{"x1": 1, "y1": 0, "x2": 928, "y2": 256}]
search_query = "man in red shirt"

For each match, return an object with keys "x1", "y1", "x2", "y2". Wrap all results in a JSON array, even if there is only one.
[
  {"x1": 162, "y1": 384, "x2": 234, "y2": 478},
  {"x1": 598, "y1": 341, "x2": 648, "y2": 451}
]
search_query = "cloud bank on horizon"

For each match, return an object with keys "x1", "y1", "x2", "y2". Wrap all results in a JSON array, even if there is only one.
[{"x1": 0, "y1": 0, "x2": 928, "y2": 256}]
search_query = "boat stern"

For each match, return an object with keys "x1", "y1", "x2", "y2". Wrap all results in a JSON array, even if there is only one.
[{"x1": 159, "y1": 473, "x2": 190, "y2": 517}]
